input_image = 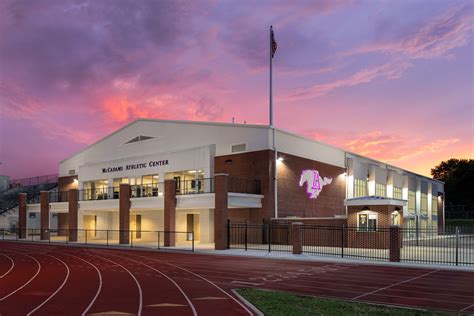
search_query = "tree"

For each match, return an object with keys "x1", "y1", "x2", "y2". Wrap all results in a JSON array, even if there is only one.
[{"x1": 431, "y1": 159, "x2": 474, "y2": 211}]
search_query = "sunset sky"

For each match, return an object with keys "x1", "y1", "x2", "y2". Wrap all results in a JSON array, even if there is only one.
[{"x1": 0, "y1": 0, "x2": 473, "y2": 179}]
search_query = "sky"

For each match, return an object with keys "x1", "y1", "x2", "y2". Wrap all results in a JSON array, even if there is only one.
[{"x1": 0, "y1": 0, "x2": 473, "y2": 179}]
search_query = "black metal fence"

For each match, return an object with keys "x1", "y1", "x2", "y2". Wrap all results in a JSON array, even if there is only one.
[
  {"x1": 228, "y1": 222, "x2": 473, "y2": 266},
  {"x1": 0, "y1": 228, "x2": 195, "y2": 252}
]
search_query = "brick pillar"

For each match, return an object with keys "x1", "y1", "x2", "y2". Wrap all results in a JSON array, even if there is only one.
[
  {"x1": 291, "y1": 222, "x2": 303, "y2": 254},
  {"x1": 68, "y1": 189, "x2": 78, "y2": 242},
  {"x1": 119, "y1": 183, "x2": 130, "y2": 244},
  {"x1": 214, "y1": 173, "x2": 229, "y2": 250},
  {"x1": 40, "y1": 191, "x2": 50, "y2": 240},
  {"x1": 18, "y1": 193, "x2": 27, "y2": 239},
  {"x1": 164, "y1": 180, "x2": 177, "y2": 247},
  {"x1": 389, "y1": 226, "x2": 401, "y2": 262}
]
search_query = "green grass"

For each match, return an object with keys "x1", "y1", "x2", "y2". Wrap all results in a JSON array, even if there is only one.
[
  {"x1": 237, "y1": 288, "x2": 453, "y2": 316},
  {"x1": 446, "y1": 219, "x2": 474, "y2": 228}
]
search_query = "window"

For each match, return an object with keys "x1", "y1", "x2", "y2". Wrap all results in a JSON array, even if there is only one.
[
  {"x1": 354, "y1": 179, "x2": 367, "y2": 198},
  {"x1": 391, "y1": 211, "x2": 401, "y2": 226},
  {"x1": 68, "y1": 169, "x2": 76, "y2": 175},
  {"x1": 408, "y1": 191, "x2": 416, "y2": 213},
  {"x1": 125, "y1": 135, "x2": 155, "y2": 144},
  {"x1": 358, "y1": 212, "x2": 377, "y2": 231},
  {"x1": 393, "y1": 187, "x2": 402, "y2": 200},
  {"x1": 421, "y1": 193, "x2": 428, "y2": 215},
  {"x1": 375, "y1": 183, "x2": 386, "y2": 197},
  {"x1": 432, "y1": 196, "x2": 438, "y2": 215},
  {"x1": 231, "y1": 143, "x2": 246, "y2": 153},
  {"x1": 29, "y1": 213, "x2": 36, "y2": 219}
]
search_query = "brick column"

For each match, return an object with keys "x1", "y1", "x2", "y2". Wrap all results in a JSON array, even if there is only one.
[
  {"x1": 119, "y1": 183, "x2": 130, "y2": 244},
  {"x1": 40, "y1": 191, "x2": 50, "y2": 240},
  {"x1": 214, "y1": 173, "x2": 229, "y2": 250},
  {"x1": 164, "y1": 180, "x2": 176, "y2": 247},
  {"x1": 68, "y1": 189, "x2": 78, "y2": 242},
  {"x1": 389, "y1": 226, "x2": 401, "y2": 262},
  {"x1": 291, "y1": 222, "x2": 303, "y2": 254},
  {"x1": 18, "y1": 193, "x2": 27, "y2": 239}
]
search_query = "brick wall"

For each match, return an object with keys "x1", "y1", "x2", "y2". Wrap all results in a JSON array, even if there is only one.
[
  {"x1": 58, "y1": 175, "x2": 78, "y2": 192},
  {"x1": 216, "y1": 150, "x2": 346, "y2": 223},
  {"x1": 347, "y1": 205, "x2": 402, "y2": 249},
  {"x1": 277, "y1": 152, "x2": 346, "y2": 218},
  {"x1": 215, "y1": 150, "x2": 274, "y2": 223}
]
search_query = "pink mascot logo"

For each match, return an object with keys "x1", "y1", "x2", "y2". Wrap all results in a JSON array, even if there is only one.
[{"x1": 299, "y1": 169, "x2": 332, "y2": 199}]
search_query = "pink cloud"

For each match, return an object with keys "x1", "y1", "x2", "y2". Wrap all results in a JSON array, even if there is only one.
[
  {"x1": 350, "y1": 4, "x2": 473, "y2": 60},
  {"x1": 284, "y1": 61, "x2": 412, "y2": 101}
]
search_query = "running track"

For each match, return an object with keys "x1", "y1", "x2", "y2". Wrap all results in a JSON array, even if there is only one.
[{"x1": 0, "y1": 242, "x2": 473, "y2": 315}]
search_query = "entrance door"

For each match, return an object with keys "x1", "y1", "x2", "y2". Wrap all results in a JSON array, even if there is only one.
[
  {"x1": 186, "y1": 214, "x2": 200, "y2": 241},
  {"x1": 130, "y1": 214, "x2": 142, "y2": 239},
  {"x1": 83, "y1": 215, "x2": 97, "y2": 238}
]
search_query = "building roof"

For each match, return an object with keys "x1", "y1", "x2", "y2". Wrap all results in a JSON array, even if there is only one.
[{"x1": 59, "y1": 118, "x2": 442, "y2": 183}]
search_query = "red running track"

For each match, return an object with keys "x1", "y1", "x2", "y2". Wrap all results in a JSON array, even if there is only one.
[{"x1": 0, "y1": 242, "x2": 473, "y2": 315}]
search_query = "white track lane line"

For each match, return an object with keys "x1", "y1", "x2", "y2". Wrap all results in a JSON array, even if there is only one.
[
  {"x1": 352, "y1": 269, "x2": 440, "y2": 300},
  {"x1": 26, "y1": 254, "x2": 70, "y2": 316},
  {"x1": 110, "y1": 250, "x2": 253, "y2": 316},
  {"x1": 0, "y1": 254, "x2": 15, "y2": 278},
  {"x1": 0, "y1": 251, "x2": 41, "y2": 301},
  {"x1": 60, "y1": 252, "x2": 103, "y2": 316},
  {"x1": 90, "y1": 250, "x2": 197, "y2": 316},
  {"x1": 86, "y1": 251, "x2": 143, "y2": 316}
]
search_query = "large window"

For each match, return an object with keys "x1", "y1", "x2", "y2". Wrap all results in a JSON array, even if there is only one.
[
  {"x1": 358, "y1": 212, "x2": 377, "y2": 231},
  {"x1": 408, "y1": 191, "x2": 416, "y2": 213},
  {"x1": 83, "y1": 180, "x2": 108, "y2": 200},
  {"x1": 354, "y1": 178, "x2": 367, "y2": 198},
  {"x1": 393, "y1": 187, "x2": 403, "y2": 200},
  {"x1": 391, "y1": 211, "x2": 401, "y2": 226},
  {"x1": 431, "y1": 196, "x2": 438, "y2": 216},
  {"x1": 421, "y1": 193, "x2": 428, "y2": 215},
  {"x1": 375, "y1": 183, "x2": 386, "y2": 197}
]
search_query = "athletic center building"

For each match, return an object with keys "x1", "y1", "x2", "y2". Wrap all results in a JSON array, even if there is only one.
[{"x1": 21, "y1": 119, "x2": 445, "y2": 249}]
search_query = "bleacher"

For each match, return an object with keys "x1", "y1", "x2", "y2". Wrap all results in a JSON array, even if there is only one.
[{"x1": 0, "y1": 174, "x2": 58, "y2": 217}]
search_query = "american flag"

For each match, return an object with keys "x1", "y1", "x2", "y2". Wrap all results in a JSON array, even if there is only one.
[{"x1": 271, "y1": 27, "x2": 277, "y2": 58}]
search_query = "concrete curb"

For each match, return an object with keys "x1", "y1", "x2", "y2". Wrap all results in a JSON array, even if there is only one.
[{"x1": 231, "y1": 289, "x2": 264, "y2": 316}]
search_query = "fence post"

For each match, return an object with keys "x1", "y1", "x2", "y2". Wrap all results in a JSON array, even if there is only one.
[
  {"x1": 85, "y1": 229, "x2": 88, "y2": 245},
  {"x1": 341, "y1": 224, "x2": 345, "y2": 258},
  {"x1": 157, "y1": 231, "x2": 160, "y2": 250},
  {"x1": 131, "y1": 230, "x2": 133, "y2": 248},
  {"x1": 455, "y1": 226, "x2": 459, "y2": 266},
  {"x1": 291, "y1": 222, "x2": 303, "y2": 255},
  {"x1": 245, "y1": 221, "x2": 248, "y2": 251},
  {"x1": 106, "y1": 230, "x2": 109, "y2": 247},
  {"x1": 389, "y1": 226, "x2": 401, "y2": 262},
  {"x1": 227, "y1": 219, "x2": 231, "y2": 249},
  {"x1": 268, "y1": 221, "x2": 272, "y2": 253},
  {"x1": 192, "y1": 231, "x2": 195, "y2": 252}
]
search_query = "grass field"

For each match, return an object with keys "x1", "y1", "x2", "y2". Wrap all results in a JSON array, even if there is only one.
[
  {"x1": 237, "y1": 288, "x2": 452, "y2": 316},
  {"x1": 446, "y1": 219, "x2": 474, "y2": 228}
]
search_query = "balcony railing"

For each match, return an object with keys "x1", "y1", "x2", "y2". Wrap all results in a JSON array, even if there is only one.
[
  {"x1": 49, "y1": 191, "x2": 69, "y2": 203},
  {"x1": 130, "y1": 184, "x2": 164, "y2": 198},
  {"x1": 78, "y1": 187, "x2": 120, "y2": 201},
  {"x1": 176, "y1": 178, "x2": 214, "y2": 195}
]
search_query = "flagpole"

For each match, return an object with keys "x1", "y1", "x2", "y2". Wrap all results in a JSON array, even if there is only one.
[
  {"x1": 270, "y1": 25, "x2": 278, "y2": 219},
  {"x1": 269, "y1": 26, "x2": 273, "y2": 127}
]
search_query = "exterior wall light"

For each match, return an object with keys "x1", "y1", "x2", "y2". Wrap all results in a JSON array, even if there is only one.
[{"x1": 277, "y1": 157, "x2": 284, "y2": 162}]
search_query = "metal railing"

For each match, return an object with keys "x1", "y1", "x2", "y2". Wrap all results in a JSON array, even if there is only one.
[
  {"x1": 8, "y1": 174, "x2": 58, "y2": 188},
  {"x1": 176, "y1": 178, "x2": 214, "y2": 195},
  {"x1": 130, "y1": 183, "x2": 164, "y2": 198},
  {"x1": 78, "y1": 187, "x2": 120, "y2": 201},
  {"x1": 49, "y1": 191, "x2": 69, "y2": 203},
  {"x1": 1, "y1": 228, "x2": 195, "y2": 252},
  {"x1": 401, "y1": 226, "x2": 474, "y2": 266},
  {"x1": 228, "y1": 222, "x2": 473, "y2": 266}
]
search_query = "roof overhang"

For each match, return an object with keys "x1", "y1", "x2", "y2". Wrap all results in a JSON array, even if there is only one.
[{"x1": 345, "y1": 197, "x2": 407, "y2": 207}]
